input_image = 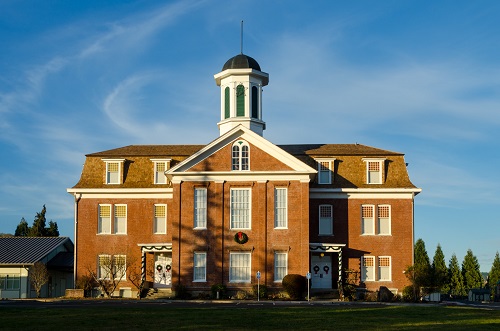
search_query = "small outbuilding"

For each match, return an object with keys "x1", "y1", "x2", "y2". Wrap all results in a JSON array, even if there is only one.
[{"x1": 0, "y1": 237, "x2": 73, "y2": 299}]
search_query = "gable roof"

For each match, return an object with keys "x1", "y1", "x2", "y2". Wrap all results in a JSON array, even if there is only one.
[
  {"x1": 278, "y1": 143, "x2": 402, "y2": 156},
  {"x1": 166, "y1": 125, "x2": 317, "y2": 175},
  {"x1": 87, "y1": 145, "x2": 205, "y2": 157},
  {"x1": 0, "y1": 237, "x2": 73, "y2": 265}
]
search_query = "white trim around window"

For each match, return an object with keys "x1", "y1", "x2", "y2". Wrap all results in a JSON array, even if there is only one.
[
  {"x1": 114, "y1": 204, "x2": 127, "y2": 234},
  {"x1": 151, "y1": 159, "x2": 171, "y2": 184},
  {"x1": 230, "y1": 188, "x2": 251, "y2": 229},
  {"x1": 274, "y1": 187, "x2": 288, "y2": 229},
  {"x1": 229, "y1": 252, "x2": 251, "y2": 283},
  {"x1": 98, "y1": 204, "x2": 112, "y2": 234},
  {"x1": 377, "y1": 205, "x2": 391, "y2": 235},
  {"x1": 274, "y1": 252, "x2": 288, "y2": 282},
  {"x1": 153, "y1": 204, "x2": 167, "y2": 234},
  {"x1": 378, "y1": 256, "x2": 392, "y2": 281},
  {"x1": 316, "y1": 158, "x2": 335, "y2": 184},
  {"x1": 361, "y1": 204, "x2": 375, "y2": 235},
  {"x1": 193, "y1": 252, "x2": 207, "y2": 282},
  {"x1": 362, "y1": 158, "x2": 385, "y2": 184},
  {"x1": 103, "y1": 159, "x2": 125, "y2": 185},
  {"x1": 361, "y1": 256, "x2": 375, "y2": 282},
  {"x1": 194, "y1": 187, "x2": 207, "y2": 229}
]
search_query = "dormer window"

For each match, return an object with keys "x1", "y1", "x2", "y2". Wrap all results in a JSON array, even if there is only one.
[
  {"x1": 103, "y1": 159, "x2": 125, "y2": 184},
  {"x1": 363, "y1": 158, "x2": 385, "y2": 184},
  {"x1": 232, "y1": 141, "x2": 249, "y2": 171},
  {"x1": 151, "y1": 159, "x2": 171, "y2": 184},
  {"x1": 316, "y1": 159, "x2": 335, "y2": 184}
]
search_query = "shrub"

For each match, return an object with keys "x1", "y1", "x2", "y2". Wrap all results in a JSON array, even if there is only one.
[
  {"x1": 252, "y1": 284, "x2": 268, "y2": 299},
  {"x1": 211, "y1": 284, "x2": 227, "y2": 299},
  {"x1": 282, "y1": 274, "x2": 307, "y2": 300},
  {"x1": 174, "y1": 284, "x2": 191, "y2": 299},
  {"x1": 75, "y1": 274, "x2": 97, "y2": 297}
]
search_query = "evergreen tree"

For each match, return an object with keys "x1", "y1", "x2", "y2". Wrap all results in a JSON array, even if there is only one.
[
  {"x1": 46, "y1": 220, "x2": 59, "y2": 237},
  {"x1": 432, "y1": 244, "x2": 448, "y2": 291},
  {"x1": 414, "y1": 238, "x2": 432, "y2": 288},
  {"x1": 462, "y1": 249, "x2": 483, "y2": 291},
  {"x1": 488, "y1": 252, "x2": 500, "y2": 298},
  {"x1": 14, "y1": 217, "x2": 30, "y2": 236},
  {"x1": 29, "y1": 205, "x2": 47, "y2": 237},
  {"x1": 448, "y1": 253, "x2": 466, "y2": 297}
]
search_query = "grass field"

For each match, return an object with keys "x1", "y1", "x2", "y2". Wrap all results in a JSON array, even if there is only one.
[{"x1": 1, "y1": 303, "x2": 499, "y2": 330}]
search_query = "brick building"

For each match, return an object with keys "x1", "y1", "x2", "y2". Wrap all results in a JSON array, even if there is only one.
[{"x1": 67, "y1": 53, "x2": 420, "y2": 297}]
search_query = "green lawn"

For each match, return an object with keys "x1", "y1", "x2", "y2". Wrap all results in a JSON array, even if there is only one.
[{"x1": 1, "y1": 303, "x2": 499, "y2": 330}]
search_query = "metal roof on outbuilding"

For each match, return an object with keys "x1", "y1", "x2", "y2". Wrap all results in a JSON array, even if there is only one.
[{"x1": 0, "y1": 237, "x2": 73, "y2": 265}]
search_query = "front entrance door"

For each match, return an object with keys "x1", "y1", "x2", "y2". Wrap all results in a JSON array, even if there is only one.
[
  {"x1": 154, "y1": 253, "x2": 172, "y2": 288},
  {"x1": 311, "y1": 255, "x2": 332, "y2": 289}
]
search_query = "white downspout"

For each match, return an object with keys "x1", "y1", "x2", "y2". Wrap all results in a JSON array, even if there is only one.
[{"x1": 73, "y1": 194, "x2": 81, "y2": 288}]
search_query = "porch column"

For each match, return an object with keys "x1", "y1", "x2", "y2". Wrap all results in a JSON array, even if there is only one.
[
  {"x1": 141, "y1": 249, "x2": 147, "y2": 283},
  {"x1": 338, "y1": 249, "x2": 343, "y2": 288}
]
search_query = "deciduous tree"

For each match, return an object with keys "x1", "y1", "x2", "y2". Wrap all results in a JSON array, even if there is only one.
[{"x1": 29, "y1": 262, "x2": 49, "y2": 298}]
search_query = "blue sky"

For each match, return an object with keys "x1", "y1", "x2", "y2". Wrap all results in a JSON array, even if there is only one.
[{"x1": 1, "y1": 0, "x2": 499, "y2": 272}]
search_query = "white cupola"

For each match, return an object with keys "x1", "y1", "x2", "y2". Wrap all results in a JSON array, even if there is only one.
[{"x1": 214, "y1": 54, "x2": 269, "y2": 136}]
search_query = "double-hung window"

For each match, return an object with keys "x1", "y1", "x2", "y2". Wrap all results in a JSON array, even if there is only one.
[
  {"x1": 361, "y1": 256, "x2": 375, "y2": 282},
  {"x1": 274, "y1": 252, "x2": 288, "y2": 282},
  {"x1": 152, "y1": 159, "x2": 171, "y2": 184},
  {"x1": 318, "y1": 205, "x2": 333, "y2": 235},
  {"x1": 316, "y1": 159, "x2": 335, "y2": 184},
  {"x1": 98, "y1": 255, "x2": 112, "y2": 279},
  {"x1": 193, "y1": 252, "x2": 207, "y2": 282},
  {"x1": 378, "y1": 256, "x2": 391, "y2": 281},
  {"x1": 103, "y1": 159, "x2": 125, "y2": 184},
  {"x1": 114, "y1": 205, "x2": 127, "y2": 234},
  {"x1": 154, "y1": 204, "x2": 167, "y2": 234},
  {"x1": 377, "y1": 205, "x2": 391, "y2": 235},
  {"x1": 230, "y1": 188, "x2": 251, "y2": 229},
  {"x1": 113, "y1": 255, "x2": 127, "y2": 280},
  {"x1": 274, "y1": 188, "x2": 288, "y2": 228},
  {"x1": 98, "y1": 204, "x2": 112, "y2": 234},
  {"x1": 194, "y1": 188, "x2": 207, "y2": 229},
  {"x1": 363, "y1": 158, "x2": 384, "y2": 184},
  {"x1": 361, "y1": 205, "x2": 375, "y2": 235},
  {"x1": 229, "y1": 252, "x2": 251, "y2": 283},
  {"x1": 231, "y1": 141, "x2": 249, "y2": 171}
]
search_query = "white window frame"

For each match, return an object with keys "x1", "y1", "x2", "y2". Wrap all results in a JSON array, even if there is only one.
[
  {"x1": 98, "y1": 204, "x2": 112, "y2": 234},
  {"x1": 363, "y1": 158, "x2": 385, "y2": 184},
  {"x1": 114, "y1": 204, "x2": 127, "y2": 234},
  {"x1": 229, "y1": 252, "x2": 251, "y2": 283},
  {"x1": 377, "y1": 205, "x2": 391, "y2": 235},
  {"x1": 103, "y1": 159, "x2": 125, "y2": 184},
  {"x1": 316, "y1": 159, "x2": 335, "y2": 184},
  {"x1": 274, "y1": 187, "x2": 288, "y2": 229},
  {"x1": 230, "y1": 188, "x2": 251, "y2": 229},
  {"x1": 151, "y1": 159, "x2": 171, "y2": 184},
  {"x1": 274, "y1": 252, "x2": 288, "y2": 282},
  {"x1": 113, "y1": 255, "x2": 127, "y2": 281},
  {"x1": 361, "y1": 205, "x2": 375, "y2": 235},
  {"x1": 231, "y1": 141, "x2": 250, "y2": 171},
  {"x1": 193, "y1": 252, "x2": 207, "y2": 282},
  {"x1": 98, "y1": 254, "x2": 112, "y2": 279},
  {"x1": 318, "y1": 204, "x2": 333, "y2": 235},
  {"x1": 194, "y1": 188, "x2": 207, "y2": 229},
  {"x1": 153, "y1": 204, "x2": 167, "y2": 234},
  {"x1": 361, "y1": 256, "x2": 375, "y2": 282},
  {"x1": 378, "y1": 256, "x2": 392, "y2": 281}
]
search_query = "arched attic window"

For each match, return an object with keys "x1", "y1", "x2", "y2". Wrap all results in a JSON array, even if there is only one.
[
  {"x1": 232, "y1": 140, "x2": 249, "y2": 171},
  {"x1": 251, "y1": 86, "x2": 258, "y2": 119},
  {"x1": 236, "y1": 85, "x2": 245, "y2": 117}
]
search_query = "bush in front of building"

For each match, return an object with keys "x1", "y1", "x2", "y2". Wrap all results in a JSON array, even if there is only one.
[
  {"x1": 252, "y1": 284, "x2": 268, "y2": 299},
  {"x1": 282, "y1": 274, "x2": 307, "y2": 300},
  {"x1": 211, "y1": 284, "x2": 227, "y2": 299}
]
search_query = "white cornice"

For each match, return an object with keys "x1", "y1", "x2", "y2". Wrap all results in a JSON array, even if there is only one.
[
  {"x1": 310, "y1": 187, "x2": 421, "y2": 200},
  {"x1": 66, "y1": 188, "x2": 173, "y2": 199},
  {"x1": 169, "y1": 172, "x2": 312, "y2": 183}
]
